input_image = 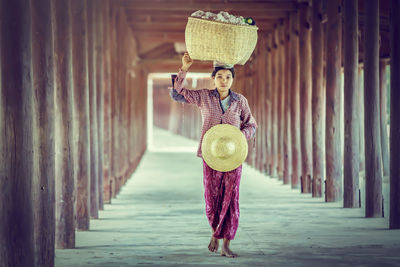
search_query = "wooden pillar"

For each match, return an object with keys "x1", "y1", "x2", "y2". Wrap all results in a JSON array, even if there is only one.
[
  {"x1": 290, "y1": 12, "x2": 301, "y2": 189},
  {"x1": 311, "y1": 0, "x2": 324, "y2": 198},
  {"x1": 97, "y1": 2, "x2": 105, "y2": 210},
  {"x1": 390, "y1": 0, "x2": 400, "y2": 229},
  {"x1": 325, "y1": 0, "x2": 342, "y2": 202},
  {"x1": 278, "y1": 22, "x2": 285, "y2": 180},
  {"x1": 0, "y1": 0, "x2": 35, "y2": 265},
  {"x1": 379, "y1": 60, "x2": 390, "y2": 177},
  {"x1": 102, "y1": 0, "x2": 112, "y2": 204},
  {"x1": 54, "y1": 0, "x2": 75, "y2": 249},
  {"x1": 364, "y1": 0, "x2": 382, "y2": 217},
  {"x1": 71, "y1": 0, "x2": 91, "y2": 230},
  {"x1": 283, "y1": 18, "x2": 292, "y2": 185},
  {"x1": 110, "y1": 6, "x2": 119, "y2": 198},
  {"x1": 299, "y1": 3, "x2": 313, "y2": 193},
  {"x1": 343, "y1": 0, "x2": 360, "y2": 208},
  {"x1": 266, "y1": 35, "x2": 273, "y2": 175},
  {"x1": 271, "y1": 27, "x2": 278, "y2": 177},
  {"x1": 32, "y1": 0, "x2": 56, "y2": 265},
  {"x1": 358, "y1": 65, "x2": 365, "y2": 173},
  {"x1": 88, "y1": 0, "x2": 99, "y2": 219}
]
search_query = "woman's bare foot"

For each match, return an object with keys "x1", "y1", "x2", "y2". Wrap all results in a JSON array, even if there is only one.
[
  {"x1": 221, "y1": 239, "x2": 238, "y2": 258},
  {"x1": 208, "y1": 236, "x2": 219, "y2": 253}
]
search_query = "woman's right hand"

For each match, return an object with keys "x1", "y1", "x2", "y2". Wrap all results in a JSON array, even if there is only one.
[{"x1": 181, "y1": 52, "x2": 193, "y2": 72}]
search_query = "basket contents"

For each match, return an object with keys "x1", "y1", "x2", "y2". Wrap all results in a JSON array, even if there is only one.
[{"x1": 190, "y1": 10, "x2": 256, "y2": 26}]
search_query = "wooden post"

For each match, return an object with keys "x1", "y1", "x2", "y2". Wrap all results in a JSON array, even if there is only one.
[
  {"x1": 54, "y1": 0, "x2": 75, "y2": 249},
  {"x1": 111, "y1": 5, "x2": 119, "y2": 198},
  {"x1": 270, "y1": 27, "x2": 278, "y2": 177},
  {"x1": 278, "y1": 21, "x2": 285, "y2": 180},
  {"x1": 32, "y1": 0, "x2": 56, "y2": 265},
  {"x1": 379, "y1": 59, "x2": 390, "y2": 177},
  {"x1": 344, "y1": 0, "x2": 361, "y2": 205},
  {"x1": 343, "y1": 0, "x2": 360, "y2": 208},
  {"x1": 266, "y1": 34, "x2": 273, "y2": 175},
  {"x1": 102, "y1": 0, "x2": 112, "y2": 204},
  {"x1": 311, "y1": 0, "x2": 324, "y2": 198},
  {"x1": 97, "y1": 1, "x2": 105, "y2": 210},
  {"x1": 358, "y1": 65, "x2": 365, "y2": 173},
  {"x1": 299, "y1": 3, "x2": 313, "y2": 193},
  {"x1": 88, "y1": 0, "x2": 99, "y2": 219},
  {"x1": 71, "y1": 0, "x2": 91, "y2": 230},
  {"x1": 283, "y1": 16, "x2": 292, "y2": 185},
  {"x1": 389, "y1": 0, "x2": 400, "y2": 228},
  {"x1": 325, "y1": 0, "x2": 343, "y2": 202},
  {"x1": 364, "y1": 0, "x2": 382, "y2": 217},
  {"x1": 290, "y1": 12, "x2": 301, "y2": 189},
  {"x1": 0, "y1": 0, "x2": 35, "y2": 265}
]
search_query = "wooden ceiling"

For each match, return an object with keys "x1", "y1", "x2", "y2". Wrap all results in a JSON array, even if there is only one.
[{"x1": 112, "y1": 0, "x2": 392, "y2": 72}]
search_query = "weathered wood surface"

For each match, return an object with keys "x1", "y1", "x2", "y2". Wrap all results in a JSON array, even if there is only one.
[
  {"x1": 325, "y1": 0, "x2": 342, "y2": 202},
  {"x1": 299, "y1": 3, "x2": 312, "y2": 193},
  {"x1": 54, "y1": 0, "x2": 75, "y2": 249},
  {"x1": 96, "y1": 1, "x2": 105, "y2": 210},
  {"x1": 343, "y1": 0, "x2": 360, "y2": 208},
  {"x1": 379, "y1": 60, "x2": 390, "y2": 177},
  {"x1": 71, "y1": 0, "x2": 91, "y2": 230},
  {"x1": 270, "y1": 28, "x2": 278, "y2": 177},
  {"x1": 278, "y1": 22, "x2": 285, "y2": 180},
  {"x1": 390, "y1": 0, "x2": 400, "y2": 229},
  {"x1": 88, "y1": 0, "x2": 100, "y2": 219},
  {"x1": 32, "y1": 0, "x2": 56, "y2": 265},
  {"x1": 283, "y1": 16, "x2": 292, "y2": 185},
  {"x1": 311, "y1": 0, "x2": 324, "y2": 198},
  {"x1": 266, "y1": 34, "x2": 273, "y2": 175},
  {"x1": 0, "y1": 0, "x2": 35, "y2": 265},
  {"x1": 289, "y1": 12, "x2": 301, "y2": 189},
  {"x1": 102, "y1": 0, "x2": 112, "y2": 204},
  {"x1": 364, "y1": 0, "x2": 382, "y2": 218},
  {"x1": 358, "y1": 65, "x2": 365, "y2": 173}
]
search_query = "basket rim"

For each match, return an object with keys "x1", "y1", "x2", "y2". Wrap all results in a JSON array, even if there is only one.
[{"x1": 187, "y1": 16, "x2": 259, "y2": 30}]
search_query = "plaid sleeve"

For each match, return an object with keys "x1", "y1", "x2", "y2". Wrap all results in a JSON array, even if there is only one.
[
  {"x1": 174, "y1": 68, "x2": 202, "y2": 106},
  {"x1": 240, "y1": 97, "x2": 257, "y2": 140}
]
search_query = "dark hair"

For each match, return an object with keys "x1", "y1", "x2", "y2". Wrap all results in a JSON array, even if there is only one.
[{"x1": 211, "y1": 67, "x2": 235, "y2": 78}]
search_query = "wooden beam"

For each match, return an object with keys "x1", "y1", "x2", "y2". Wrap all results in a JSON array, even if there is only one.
[
  {"x1": 311, "y1": 0, "x2": 323, "y2": 198},
  {"x1": 390, "y1": 0, "x2": 400, "y2": 229},
  {"x1": 117, "y1": 1, "x2": 297, "y2": 11},
  {"x1": 325, "y1": 0, "x2": 342, "y2": 202},
  {"x1": 343, "y1": 0, "x2": 360, "y2": 208},
  {"x1": 125, "y1": 9, "x2": 291, "y2": 20},
  {"x1": 364, "y1": 0, "x2": 382, "y2": 218}
]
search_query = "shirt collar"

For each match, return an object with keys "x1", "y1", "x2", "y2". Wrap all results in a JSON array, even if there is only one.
[{"x1": 212, "y1": 88, "x2": 239, "y2": 101}]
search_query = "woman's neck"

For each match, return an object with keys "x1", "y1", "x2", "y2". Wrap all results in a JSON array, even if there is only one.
[{"x1": 218, "y1": 89, "x2": 229, "y2": 100}]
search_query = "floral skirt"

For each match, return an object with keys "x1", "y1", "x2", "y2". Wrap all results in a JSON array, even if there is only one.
[{"x1": 202, "y1": 160, "x2": 242, "y2": 240}]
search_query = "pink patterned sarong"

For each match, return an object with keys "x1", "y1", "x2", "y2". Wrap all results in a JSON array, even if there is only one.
[{"x1": 203, "y1": 160, "x2": 242, "y2": 240}]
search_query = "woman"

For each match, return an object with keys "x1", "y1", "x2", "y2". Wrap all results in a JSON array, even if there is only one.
[{"x1": 170, "y1": 52, "x2": 257, "y2": 258}]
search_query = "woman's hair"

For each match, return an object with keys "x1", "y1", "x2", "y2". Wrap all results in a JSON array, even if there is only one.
[{"x1": 211, "y1": 67, "x2": 235, "y2": 78}]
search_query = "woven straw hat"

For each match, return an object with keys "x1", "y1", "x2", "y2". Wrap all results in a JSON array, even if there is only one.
[{"x1": 201, "y1": 124, "x2": 248, "y2": 172}]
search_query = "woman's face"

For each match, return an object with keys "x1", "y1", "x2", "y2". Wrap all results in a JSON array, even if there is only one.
[{"x1": 213, "y1": 69, "x2": 233, "y2": 94}]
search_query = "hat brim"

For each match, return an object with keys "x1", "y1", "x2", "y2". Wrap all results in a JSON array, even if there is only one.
[{"x1": 201, "y1": 124, "x2": 248, "y2": 172}]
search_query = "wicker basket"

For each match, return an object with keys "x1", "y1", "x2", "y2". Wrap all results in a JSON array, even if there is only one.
[{"x1": 185, "y1": 17, "x2": 258, "y2": 66}]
